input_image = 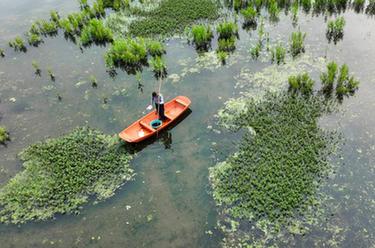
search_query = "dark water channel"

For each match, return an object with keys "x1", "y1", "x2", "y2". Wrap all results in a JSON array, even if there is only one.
[{"x1": 0, "y1": 0, "x2": 375, "y2": 247}]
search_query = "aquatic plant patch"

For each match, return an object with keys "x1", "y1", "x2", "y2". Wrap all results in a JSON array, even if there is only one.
[
  {"x1": 128, "y1": 0, "x2": 219, "y2": 37},
  {"x1": 0, "y1": 127, "x2": 10, "y2": 144},
  {"x1": 0, "y1": 127, "x2": 134, "y2": 224},
  {"x1": 210, "y1": 90, "x2": 342, "y2": 246},
  {"x1": 80, "y1": 18, "x2": 113, "y2": 46}
]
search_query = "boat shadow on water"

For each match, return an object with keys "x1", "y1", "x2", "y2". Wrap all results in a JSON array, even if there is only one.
[{"x1": 118, "y1": 109, "x2": 192, "y2": 153}]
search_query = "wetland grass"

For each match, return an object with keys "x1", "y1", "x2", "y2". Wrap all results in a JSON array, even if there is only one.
[
  {"x1": 288, "y1": 72, "x2": 315, "y2": 95},
  {"x1": 320, "y1": 61, "x2": 338, "y2": 93},
  {"x1": 149, "y1": 56, "x2": 167, "y2": 79},
  {"x1": 366, "y1": 0, "x2": 375, "y2": 15},
  {"x1": 250, "y1": 42, "x2": 262, "y2": 59},
  {"x1": 146, "y1": 40, "x2": 166, "y2": 57},
  {"x1": 217, "y1": 22, "x2": 238, "y2": 40},
  {"x1": 27, "y1": 33, "x2": 43, "y2": 47},
  {"x1": 0, "y1": 48, "x2": 5, "y2": 57},
  {"x1": 241, "y1": 6, "x2": 258, "y2": 28},
  {"x1": 216, "y1": 51, "x2": 228, "y2": 64},
  {"x1": 0, "y1": 127, "x2": 10, "y2": 144},
  {"x1": 271, "y1": 43, "x2": 286, "y2": 64},
  {"x1": 326, "y1": 17, "x2": 345, "y2": 44},
  {"x1": 191, "y1": 25, "x2": 213, "y2": 51},
  {"x1": 9, "y1": 36, "x2": 26, "y2": 52},
  {"x1": 50, "y1": 10, "x2": 60, "y2": 23},
  {"x1": 32, "y1": 60, "x2": 41, "y2": 76},
  {"x1": 289, "y1": 31, "x2": 306, "y2": 57},
  {"x1": 0, "y1": 127, "x2": 134, "y2": 224},
  {"x1": 80, "y1": 19, "x2": 113, "y2": 46},
  {"x1": 47, "y1": 68, "x2": 55, "y2": 81},
  {"x1": 90, "y1": 75, "x2": 98, "y2": 88}
]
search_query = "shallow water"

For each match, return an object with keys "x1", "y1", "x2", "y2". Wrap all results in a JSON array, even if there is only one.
[{"x1": 0, "y1": 1, "x2": 375, "y2": 247}]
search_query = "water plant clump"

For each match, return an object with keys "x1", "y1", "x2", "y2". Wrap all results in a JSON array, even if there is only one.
[
  {"x1": 0, "y1": 127, "x2": 10, "y2": 144},
  {"x1": 352, "y1": 0, "x2": 365, "y2": 12},
  {"x1": 326, "y1": 17, "x2": 345, "y2": 44},
  {"x1": 9, "y1": 36, "x2": 27, "y2": 52},
  {"x1": 0, "y1": 127, "x2": 134, "y2": 224},
  {"x1": 191, "y1": 25, "x2": 213, "y2": 51},
  {"x1": 289, "y1": 31, "x2": 306, "y2": 57},
  {"x1": 216, "y1": 22, "x2": 238, "y2": 40},
  {"x1": 216, "y1": 50, "x2": 228, "y2": 64},
  {"x1": 250, "y1": 41, "x2": 262, "y2": 59},
  {"x1": 366, "y1": 0, "x2": 375, "y2": 15},
  {"x1": 32, "y1": 60, "x2": 41, "y2": 76},
  {"x1": 271, "y1": 43, "x2": 286, "y2": 64},
  {"x1": 47, "y1": 68, "x2": 55, "y2": 81},
  {"x1": 27, "y1": 33, "x2": 43, "y2": 47},
  {"x1": 128, "y1": 0, "x2": 219, "y2": 37},
  {"x1": 210, "y1": 91, "x2": 339, "y2": 245},
  {"x1": 90, "y1": 75, "x2": 98, "y2": 88},
  {"x1": 320, "y1": 61, "x2": 338, "y2": 93},
  {"x1": 50, "y1": 10, "x2": 60, "y2": 23},
  {"x1": 80, "y1": 19, "x2": 113, "y2": 46},
  {"x1": 104, "y1": 38, "x2": 147, "y2": 72},
  {"x1": 146, "y1": 39, "x2": 166, "y2": 57},
  {"x1": 268, "y1": 0, "x2": 280, "y2": 21},
  {"x1": 149, "y1": 56, "x2": 167, "y2": 79},
  {"x1": 0, "y1": 48, "x2": 4, "y2": 57},
  {"x1": 217, "y1": 36, "x2": 237, "y2": 52},
  {"x1": 240, "y1": 6, "x2": 258, "y2": 28},
  {"x1": 35, "y1": 19, "x2": 59, "y2": 36},
  {"x1": 288, "y1": 72, "x2": 315, "y2": 95}
]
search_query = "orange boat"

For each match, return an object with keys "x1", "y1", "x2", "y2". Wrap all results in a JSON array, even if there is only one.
[{"x1": 119, "y1": 96, "x2": 191, "y2": 143}]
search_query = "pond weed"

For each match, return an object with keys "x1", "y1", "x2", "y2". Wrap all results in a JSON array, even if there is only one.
[
  {"x1": 191, "y1": 25, "x2": 213, "y2": 51},
  {"x1": 366, "y1": 0, "x2": 375, "y2": 15},
  {"x1": 9, "y1": 36, "x2": 27, "y2": 52},
  {"x1": 289, "y1": 31, "x2": 306, "y2": 58},
  {"x1": 217, "y1": 36, "x2": 237, "y2": 52},
  {"x1": 0, "y1": 127, "x2": 134, "y2": 224},
  {"x1": 146, "y1": 39, "x2": 166, "y2": 57}
]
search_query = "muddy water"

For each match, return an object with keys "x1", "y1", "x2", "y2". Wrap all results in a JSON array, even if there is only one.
[{"x1": 0, "y1": 0, "x2": 375, "y2": 247}]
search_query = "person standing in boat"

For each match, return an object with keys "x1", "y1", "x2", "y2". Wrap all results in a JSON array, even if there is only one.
[{"x1": 151, "y1": 91, "x2": 166, "y2": 120}]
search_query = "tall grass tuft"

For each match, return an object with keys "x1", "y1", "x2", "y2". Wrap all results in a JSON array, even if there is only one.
[
  {"x1": 326, "y1": 17, "x2": 345, "y2": 44},
  {"x1": 80, "y1": 19, "x2": 113, "y2": 46},
  {"x1": 288, "y1": 73, "x2": 315, "y2": 95},
  {"x1": 0, "y1": 48, "x2": 4, "y2": 57},
  {"x1": 271, "y1": 44, "x2": 286, "y2": 64},
  {"x1": 191, "y1": 25, "x2": 213, "y2": 51},
  {"x1": 0, "y1": 127, "x2": 10, "y2": 144},
  {"x1": 289, "y1": 31, "x2": 306, "y2": 57},
  {"x1": 320, "y1": 61, "x2": 338, "y2": 93},
  {"x1": 9, "y1": 36, "x2": 27, "y2": 52},
  {"x1": 241, "y1": 6, "x2": 258, "y2": 27},
  {"x1": 217, "y1": 22, "x2": 238, "y2": 40},
  {"x1": 50, "y1": 10, "x2": 60, "y2": 23},
  {"x1": 32, "y1": 60, "x2": 41, "y2": 76},
  {"x1": 146, "y1": 40, "x2": 166, "y2": 57}
]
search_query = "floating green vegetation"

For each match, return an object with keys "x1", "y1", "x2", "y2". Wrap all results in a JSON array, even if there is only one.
[
  {"x1": 128, "y1": 0, "x2": 219, "y2": 37},
  {"x1": 320, "y1": 61, "x2": 359, "y2": 99},
  {"x1": 288, "y1": 72, "x2": 315, "y2": 95},
  {"x1": 32, "y1": 60, "x2": 41, "y2": 76},
  {"x1": 149, "y1": 56, "x2": 167, "y2": 79},
  {"x1": 0, "y1": 127, "x2": 134, "y2": 224},
  {"x1": 9, "y1": 36, "x2": 26, "y2": 52},
  {"x1": 210, "y1": 91, "x2": 339, "y2": 246},
  {"x1": 271, "y1": 43, "x2": 286, "y2": 65},
  {"x1": 146, "y1": 39, "x2": 166, "y2": 57},
  {"x1": 326, "y1": 16, "x2": 345, "y2": 44},
  {"x1": 289, "y1": 31, "x2": 306, "y2": 58},
  {"x1": 0, "y1": 127, "x2": 10, "y2": 144},
  {"x1": 191, "y1": 25, "x2": 213, "y2": 51},
  {"x1": 80, "y1": 19, "x2": 113, "y2": 46},
  {"x1": 104, "y1": 37, "x2": 147, "y2": 72}
]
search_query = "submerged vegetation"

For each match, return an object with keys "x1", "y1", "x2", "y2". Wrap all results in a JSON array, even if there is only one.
[{"x1": 0, "y1": 127, "x2": 134, "y2": 224}]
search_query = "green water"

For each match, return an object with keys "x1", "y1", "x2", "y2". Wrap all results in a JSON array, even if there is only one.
[{"x1": 0, "y1": 0, "x2": 375, "y2": 247}]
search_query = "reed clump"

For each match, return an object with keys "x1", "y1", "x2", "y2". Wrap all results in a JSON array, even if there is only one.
[
  {"x1": 0, "y1": 127, "x2": 10, "y2": 144},
  {"x1": 149, "y1": 56, "x2": 167, "y2": 79},
  {"x1": 326, "y1": 17, "x2": 345, "y2": 44},
  {"x1": 80, "y1": 19, "x2": 113, "y2": 46},
  {"x1": 191, "y1": 25, "x2": 213, "y2": 51},
  {"x1": 9, "y1": 36, "x2": 27, "y2": 52},
  {"x1": 289, "y1": 31, "x2": 306, "y2": 57},
  {"x1": 271, "y1": 43, "x2": 286, "y2": 64},
  {"x1": 146, "y1": 40, "x2": 166, "y2": 57}
]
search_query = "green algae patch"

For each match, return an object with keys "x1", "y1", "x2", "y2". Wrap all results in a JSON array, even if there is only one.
[
  {"x1": 0, "y1": 127, "x2": 134, "y2": 224},
  {"x1": 210, "y1": 92, "x2": 340, "y2": 246}
]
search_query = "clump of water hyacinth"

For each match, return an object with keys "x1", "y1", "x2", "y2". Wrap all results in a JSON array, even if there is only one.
[
  {"x1": 191, "y1": 25, "x2": 213, "y2": 51},
  {"x1": 289, "y1": 31, "x2": 306, "y2": 57},
  {"x1": 0, "y1": 127, "x2": 134, "y2": 224},
  {"x1": 326, "y1": 17, "x2": 345, "y2": 44},
  {"x1": 9, "y1": 36, "x2": 27, "y2": 52}
]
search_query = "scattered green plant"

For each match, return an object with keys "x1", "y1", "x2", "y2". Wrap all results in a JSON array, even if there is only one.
[
  {"x1": 335, "y1": 64, "x2": 360, "y2": 97},
  {"x1": 146, "y1": 40, "x2": 166, "y2": 57},
  {"x1": 326, "y1": 17, "x2": 345, "y2": 44},
  {"x1": 50, "y1": 10, "x2": 60, "y2": 23},
  {"x1": 191, "y1": 25, "x2": 213, "y2": 51},
  {"x1": 90, "y1": 75, "x2": 98, "y2": 88},
  {"x1": 217, "y1": 22, "x2": 238, "y2": 40},
  {"x1": 27, "y1": 33, "x2": 43, "y2": 47},
  {"x1": 271, "y1": 43, "x2": 286, "y2": 64},
  {"x1": 9, "y1": 36, "x2": 27, "y2": 52},
  {"x1": 289, "y1": 31, "x2": 306, "y2": 57},
  {"x1": 149, "y1": 56, "x2": 167, "y2": 79},
  {"x1": 250, "y1": 42, "x2": 262, "y2": 59},
  {"x1": 0, "y1": 127, "x2": 134, "y2": 224},
  {"x1": 0, "y1": 48, "x2": 4, "y2": 57},
  {"x1": 80, "y1": 19, "x2": 113, "y2": 46},
  {"x1": 32, "y1": 60, "x2": 41, "y2": 75},
  {"x1": 47, "y1": 68, "x2": 55, "y2": 81},
  {"x1": 0, "y1": 127, "x2": 10, "y2": 144},
  {"x1": 268, "y1": 0, "x2": 280, "y2": 20},
  {"x1": 241, "y1": 6, "x2": 257, "y2": 26},
  {"x1": 352, "y1": 0, "x2": 365, "y2": 12},
  {"x1": 216, "y1": 50, "x2": 228, "y2": 64},
  {"x1": 366, "y1": 0, "x2": 375, "y2": 15},
  {"x1": 104, "y1": 38, "x2": 147, "y2": 71},
  {"x1": 288, "y1": 72, "x2": 315, "y2": 95},
  {"x1": 320, "y1": 61, "x2": 338, "y2": 93},
  {"x1": 217, "y1": 36, "x2": 236, "y2": 52}
]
